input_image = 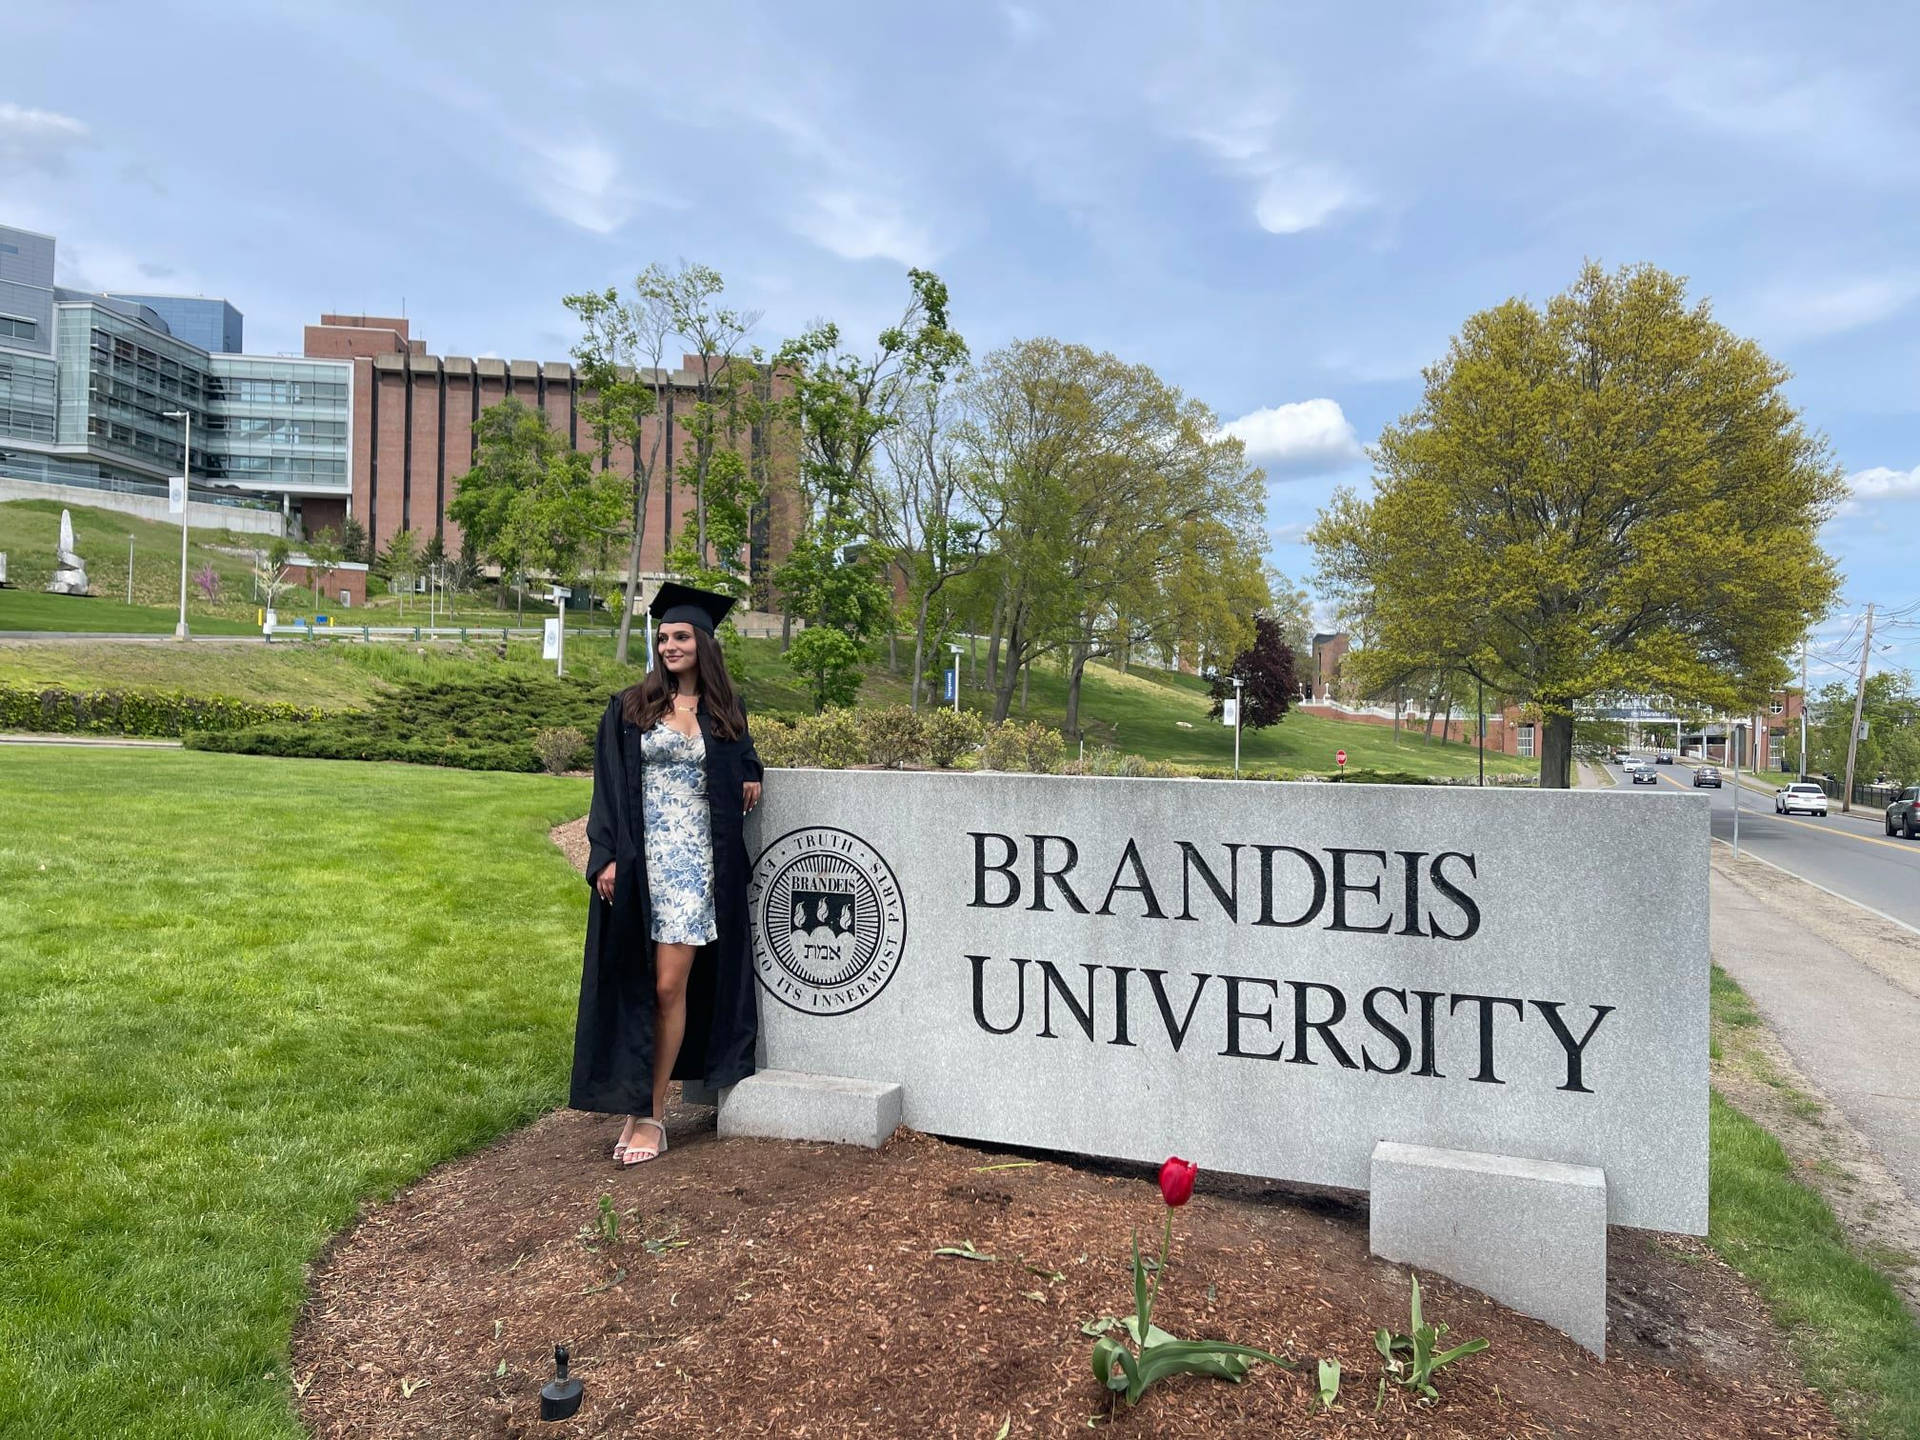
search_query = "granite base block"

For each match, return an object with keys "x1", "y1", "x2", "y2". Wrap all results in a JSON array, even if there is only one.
[
  {"x1": 712, "y1": 1069, "x2": 903, "y2": 1148},
  {"x1": 1369, "y1": 1140, "x2": 1609, "y2": 1358}
]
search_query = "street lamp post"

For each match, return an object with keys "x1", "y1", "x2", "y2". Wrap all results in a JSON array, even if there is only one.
[
  {"x1": 1232, "y1": 675, "x2": 1244, "y2": 776},
  {"x1": 948, "y1": 643, "x2": 963, "y2": 714},
  {"x1": 1730, "y1": 718, "x2": 1743, "y2": 861},
  {"x1": 162, "y1": 410, "x2": 192, "y2": 640},
  {"x1": 126, "y1": 534, "x2": 135, "y2": 605}
]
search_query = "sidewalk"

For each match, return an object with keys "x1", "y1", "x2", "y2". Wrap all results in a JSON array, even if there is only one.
[{"x1": 1710, "y1": 859, "x2": 1920, "y2": 1211}]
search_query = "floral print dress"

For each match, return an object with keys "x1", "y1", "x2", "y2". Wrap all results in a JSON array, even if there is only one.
[{"x1": 641, "y1": 721, "x2": 718, "y2": 945}]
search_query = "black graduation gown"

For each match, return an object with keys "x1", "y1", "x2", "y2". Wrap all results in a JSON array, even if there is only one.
[{"x1": 568, "y1": 693, "x2": 764, "y2": 1116}]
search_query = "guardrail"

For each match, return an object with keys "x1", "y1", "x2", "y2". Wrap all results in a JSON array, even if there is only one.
[{"x1": 264, "y1": 622, "x2": 550, "y2": 643}]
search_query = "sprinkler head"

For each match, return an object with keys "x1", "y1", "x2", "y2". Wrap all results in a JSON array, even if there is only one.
[{"x1": 540, "y1": 1344, "x2": 583, "y2": 1421}]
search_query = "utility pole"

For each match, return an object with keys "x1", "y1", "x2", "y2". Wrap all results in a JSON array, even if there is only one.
[
  {"x1": 1840, "y1": 603, "x2": 1875, "y2": 814},
  {"x1": 1789, "y1": 637, "x2": 1804, "y2": 783}
]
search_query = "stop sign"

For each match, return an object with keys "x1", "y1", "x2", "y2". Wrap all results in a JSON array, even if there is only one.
[{"x1": 1336, "y1": 749, "x2": 1347, "y2": 767}]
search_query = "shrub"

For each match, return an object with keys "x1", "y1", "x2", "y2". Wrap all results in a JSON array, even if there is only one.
[
  {"x1": 791, "y1": 709, "x2": 865, "y2": 769},
  {"x1": 857, "y1": 706, "x2": 926, "y2": 768},
  {"x1": 751, "y1": 717, "x2": 801, "y2": 769},
  {"x1": 923, "y1": 708, "x2": 986, "y2": 768},
  {"x1": 0, "y1": 685, "x2": 323, "y2": 738},
  {"x1": 185, "y1": 726, "x2": 538, "y2": 772},
  {"x1": 982, "y1": 720, "x2": 1066, "y2": 774},
  {"x1": 532, "y1": 726, "x2": 588, "y2": 775},
  {"x1": 169, "y1": 672, "x2": 615, "y2": 772}
]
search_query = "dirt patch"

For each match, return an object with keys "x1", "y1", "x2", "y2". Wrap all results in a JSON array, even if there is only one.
[
  {"x1": 1711, "y1": 854, "x2": 1920, "y2": 1318},
  {"x1": 294, "y1": 1112, "x2": 1844, "y2": 1438},
  {"x1": 551, "y1": 817, "x2": 590, "y2": 876}
]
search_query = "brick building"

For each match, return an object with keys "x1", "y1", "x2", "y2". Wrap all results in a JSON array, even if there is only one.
[
  {"x1": 1309, "y1": 631, "x2": 1349, "y2": 700},
  {"x1": 301, "y1": 314, "x2": 799, "y2": 604}
]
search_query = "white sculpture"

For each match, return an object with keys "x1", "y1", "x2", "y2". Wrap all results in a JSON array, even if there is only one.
[{"x1": 45, "y1": 509, "x2": 90, "y2": 595}]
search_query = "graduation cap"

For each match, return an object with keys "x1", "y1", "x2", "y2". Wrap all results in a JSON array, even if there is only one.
[{"x1": 649, "y1": 581, "x2": 738, "y2": 635}]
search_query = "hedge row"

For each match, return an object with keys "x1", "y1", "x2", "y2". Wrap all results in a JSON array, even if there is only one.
[
  {"x1": 184, "y1": 725, "x2": 538, "y2": 772},
  {"x1": 0, "y1": 685, "x2": 325, "y2": 738}
]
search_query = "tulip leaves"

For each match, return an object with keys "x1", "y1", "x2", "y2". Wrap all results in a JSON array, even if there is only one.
[
  {"x1": 1091, "y1": 1211, "x2": 1292, "y2": 1408},
  {"x1": 1374, "y1": 1274, "x2": 1489, "y2": 1403}
]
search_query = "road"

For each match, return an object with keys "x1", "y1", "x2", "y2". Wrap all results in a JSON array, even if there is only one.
[{"x1": 1607, "y1": 761, "x2": 1920, "y2": 933}]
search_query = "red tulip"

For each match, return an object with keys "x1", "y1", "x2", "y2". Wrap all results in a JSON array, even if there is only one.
[{"x1": 1158, "y1": 1156, "x2": 1197, "y2": 1207}]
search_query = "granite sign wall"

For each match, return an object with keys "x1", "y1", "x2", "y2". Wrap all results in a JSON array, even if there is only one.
[{"x1": 745, "y1": 771, "x2": 1709, "y2": 1235}]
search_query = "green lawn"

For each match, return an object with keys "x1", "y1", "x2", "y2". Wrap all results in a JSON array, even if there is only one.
[
  {"x1": 0, "y1": 587, "x2": 266, "y2": 635},
  {"x1": 0, "y1": 749, "x2": 590, "y2": 1439},
  {"x1": 0, "y1": 627, "x2": 1536, "y2": 779},
  {"x1": 1, "y1": 752, "x2": 1912, "y2": 1436},
  {"x1": 0, "y1": 499, "x2": 357, "y2": 631},
  {"x1": 1709, "y1": 966, "x2": 1920, "y2": 1438}
]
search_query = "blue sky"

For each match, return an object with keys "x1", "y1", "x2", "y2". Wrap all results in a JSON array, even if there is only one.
[{"x1": 3, "y1": 0, "x2": 1915, "y2": 678}]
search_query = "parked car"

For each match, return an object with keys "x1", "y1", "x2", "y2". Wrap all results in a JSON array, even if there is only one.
[
  {"x1": 1693, "y1": 766, "x2": 1722, "y2": 788},
  {"x1": 1633, "y1": 764, "x2": 1659, "y2": 784},
  {"x1": 1888, "y1": 786, "x2": 1920, "y2": 840},
  {"x1": 1775, "y1": 783, "x2": 1829, "y2": 816}
]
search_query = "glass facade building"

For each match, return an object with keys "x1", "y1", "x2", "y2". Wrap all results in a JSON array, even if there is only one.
[
  {"x1": 105, "y1": 293, "x2": 243, "y2": 353},
  {"x1": 1, "y1": 224, "x2": 349, "y2": 524}
]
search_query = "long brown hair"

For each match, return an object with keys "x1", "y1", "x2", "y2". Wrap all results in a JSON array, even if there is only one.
[{"x1": 620, "y1": 625, "x2": 746, "y2": 740}]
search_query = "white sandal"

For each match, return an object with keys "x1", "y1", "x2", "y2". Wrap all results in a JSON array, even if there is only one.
[{"x1": 621, "y1": 1118, "x2": 667, "y2": 1166}]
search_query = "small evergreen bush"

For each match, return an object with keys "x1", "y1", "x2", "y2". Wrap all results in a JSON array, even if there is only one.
[
  {"x1": 532, "y1": 726, "x2": 589, "y2": 775},
  {"x1": 751, "y1": 716, "x2": 801, "y2": 769},
  {"x1": 857, "y1": 706, "x2": 926, "y2": 768},
  {"x1": 922, "y1": 709, "x2": 985, "y2": 768},
  {"x1": 0, "y1": 685, "x2": 323, "y2": 738},
  {"x1": 791, "y1": 709, "x2": 864, "y2": 769},
  {"x1": 981, "y1": 720, "x2": 1066, "y2": 774}
]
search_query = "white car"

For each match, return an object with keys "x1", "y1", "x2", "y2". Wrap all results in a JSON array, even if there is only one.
[{"x1": 1775, "y1": 783, "x2": 1830, "y2": 816}]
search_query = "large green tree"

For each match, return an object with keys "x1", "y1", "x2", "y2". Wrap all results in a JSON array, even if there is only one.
[
  {"x1": 773, "y1": 270, "x2": 962, "y2": 709},
  {"x1": 564, "y1": 280, "x2": 667, "y2": 664},
  {"x1": 1309, "y1": 262, "x2": 1846, "y2": 787},
  {"x1": 1808, "y1": 671, "x2": 1919, "y2": 787},
  {"x1": 964, "y1": 338, "x2": 1268, "y2": 730},
  {"x1": 451, "y1": 397, "x2": 563, "y2": 606}
]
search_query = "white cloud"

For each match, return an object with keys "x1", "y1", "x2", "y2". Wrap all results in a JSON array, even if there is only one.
[
  {"x1": 1180, "y1": 102, "x2": 1366, "y2": 235},
  {"x1": 1220, "y1": 398, "x2": 1364, "y2": 474},
  {"x1": 790, "y1": 190, "x2": 936, "y2": 267},
  {"x1": 1464, "y1": 2, "x2": 1917, "y2": 181},
  {"x1": 1749, "y1": 274, "x2": 1920, "y2": 343},
  {"x1": 0, "y1": 102, "x2": 91, "y2": 179},
  {"x1": 519, "y1": 136, "x2": 649, "y2": 235},
  {"x1": 1848, "y1": 466, "x2": 1920, "y2": 503},
  {"x1": 1253, "y1": 165, "x2": 1362, "y2": 235}
]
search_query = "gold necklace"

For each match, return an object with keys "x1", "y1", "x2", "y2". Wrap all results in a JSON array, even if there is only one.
[{"x1": 672, "y1": 694, "x2": 700, "y2": 709}]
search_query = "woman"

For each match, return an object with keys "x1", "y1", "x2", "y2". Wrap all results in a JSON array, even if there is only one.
[{"x1": 570, "y1": 582, "x2": 764, "y2": 1164}]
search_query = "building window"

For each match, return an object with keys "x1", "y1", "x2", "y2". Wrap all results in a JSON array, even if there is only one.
[
  {"x1": 0, "y1": 315, "x2": 36, "y2": 341},
  {"x1": 1518, "y1": 723, "x2": 1535, "y2": 758},
  {"x1": 1769, "y1": 733, "x2": 1783, "y2": 769},
  {"x1": 1769, "y1": 698, "x2": 1784, "y2": 715}
]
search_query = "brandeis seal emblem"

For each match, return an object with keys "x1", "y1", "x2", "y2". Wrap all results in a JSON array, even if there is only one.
[{"x1": 749, "y1": 827, "x2": 906, "y2": 1015}]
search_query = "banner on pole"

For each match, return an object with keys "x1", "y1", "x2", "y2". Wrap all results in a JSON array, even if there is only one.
[
  {"x1": 168, "y1": 477, "x2": 186, "y2": 515},
  {"x1": 542, "y1": 617, "x2": 561, "y2": 660}
]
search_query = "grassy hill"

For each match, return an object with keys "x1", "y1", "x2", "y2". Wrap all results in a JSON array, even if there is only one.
[
  {"x1": 0, "y1": 625, "x2": 1533, "y2": 779},
  {"x1": 0, "y1": 499, "x2": 564, "y2": 634}
]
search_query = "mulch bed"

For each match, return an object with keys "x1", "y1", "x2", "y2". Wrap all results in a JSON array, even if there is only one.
[{"x1": 293, "y1": 1105, "x2": 1840, "y2": 1439}]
